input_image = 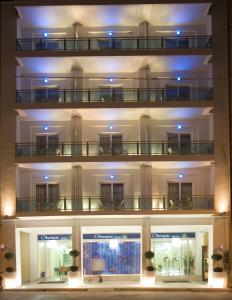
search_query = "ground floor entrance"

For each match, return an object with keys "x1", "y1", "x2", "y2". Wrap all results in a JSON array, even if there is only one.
[{"x1": 15, "y1": 220, "x2": 213, "y2": 287}]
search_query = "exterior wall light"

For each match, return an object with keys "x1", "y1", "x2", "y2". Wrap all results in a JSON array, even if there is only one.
[
  {"x1": 108, "y1": 31, "x2": 113, "y2": 37},
  {"x1": 176, "y1": 30, "x2": 181, "y2": 35},
  {"x1": 43, "y1": 175, "x2": 49, "y2": 180},
  {"x1": 178, "y1": 173, "x2": 184, "y2": 179},
  {"x1": 176, "y1": 124, "x2": 182, "y2": 130},
  {"x1": 109, "y1": 125, "x2": 113, "y2": 130},
  {"x1": 43, "y1": 32, "x2": 48, "y2": 37},
  {"x1": 177, "y1": 76, "x2": 181, "y2": 81},
  {"x1": 110, "y1": 175, "x2": 115, "y2": 179},
  {"x1": 43, "y1": 125, "x2": 48, "y2": 131},
  {"x1": 43, "y1": 78, "x2": 48, "y2": 83},
  {"x1": 108, "y1": 78, "x2": 114, "y2": 82}
]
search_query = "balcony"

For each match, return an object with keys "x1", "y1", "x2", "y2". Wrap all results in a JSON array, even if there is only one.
[
  {"x1": 16, "y1": 87, "x2": 213, "y2": 104},
  {"x1": 16, "y1": 36, "x2": 212, "y2": 52},
  {"x1": 16, "y1": 195, "x2": 214, "y2": 214},
  {"x1": 15, "y1": 141, "x2": 214, "y2": 159}
]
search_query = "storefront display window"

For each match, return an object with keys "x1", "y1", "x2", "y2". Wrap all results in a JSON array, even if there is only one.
[
  {"x1": 83, "y1": 233, "x2": 141, "y2": 275},
  {"x1": 151, "y1": 232, "x2": 196, "y2": 276},
  {"x1": 37, "y1": 234, "x2": 72, "y2": 279}
]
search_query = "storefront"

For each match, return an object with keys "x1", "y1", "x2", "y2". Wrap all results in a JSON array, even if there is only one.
[{"x1": 82, "y1": 232, "x2": 141, "y2": 278}]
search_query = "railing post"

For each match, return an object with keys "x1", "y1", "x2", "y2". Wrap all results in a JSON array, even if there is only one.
[
  {"x1": 138, "y1": 196, "x2": 141, "y2": 210},
  {"x1": 161, "y1": 36, "x2": 164, "y2": 49},
  {"x1": 86, "y1": 142, "x2": 89, "y2": 156},
  {"x1": 88, "y1": 38, "x2": 91, "y2": 50},
  {"x1": 88, "y1": 196, "x2": 91, "y2": 211},
  {"x1": 39, "y1": 38, "x2": 42, "y2": 50},
  {"x1": 162, "y1": 141, "x2": 165, "y2": 154},
  {"x1": 137, "y1": 141, "x2": 139, "y2": 155},
  {"x1": 61, "y1": 142, "x2": 64, "y2": 156},
  {"x1": 88, "y1": 89, "x2": 90, "y2": 102},
  {"x1": 163, "y1": 196, "x2": 166, "y2": 210},
  {"x1": 64, "y1": 39, "x2": 66, "y2": 50},
  {"x1": 64, "y1": 90, "x2": 66, "y2": 103},
  {"x1": 64, "y1": 197, "x2": 66, "y2": 211}
]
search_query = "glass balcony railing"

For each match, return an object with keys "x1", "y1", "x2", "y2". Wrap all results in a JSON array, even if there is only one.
[
  {"x1": 15, "y1": 141, "x2": 214, "y2": 157},
  {"x1": 16, "y1": 87, "x2": 213, "y2": 104},
  {"x1": 16, "y1": 195, "x2": 214, "y2": 213},
  {"x1": 16, "y1": 36, "x2": 212, "y2": 51}
]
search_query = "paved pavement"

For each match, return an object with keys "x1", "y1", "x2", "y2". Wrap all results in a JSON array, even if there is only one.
[{"x1": 0, "y1": 291, "x2": 232, "y2": 300}]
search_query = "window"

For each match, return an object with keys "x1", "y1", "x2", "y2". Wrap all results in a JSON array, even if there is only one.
[
  {"x1": 100, "y1": 183, "x2": 124, "y2": 209},
  {"x1": 100, "y1": 87, "x2": 123, "y2": 102},
  {"x1": 34, "y1": 87, "x2": 60, "y2": 103},
  {"x1": 165, "y1": 85, "x2": 191, "y2": 101},
  {"x1": 168, "y1": 182, "x2": 192, "y2": 209},
  {"x1": 99, "y1": 133, "x2": 123, "y2": 154},
  {"x1": 36, "y1": 134, "x2": 59, "y2": 155},
  {"x1": 35, "y1": 183, "x2": 59, "y2": 209},
  {"x1": 167, "y1": 132, "x2": 191, "y2": 154}
]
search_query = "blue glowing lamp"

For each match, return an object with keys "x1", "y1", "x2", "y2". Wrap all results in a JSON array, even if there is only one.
[
  {"x1": 108, "y1": 31, "x2": 113, "y2": 37},
  {"x1": 108, "y1": 78, "x2": 114, "y2": 83},
  {"x1": 109, "y1": 125, "x2": 113, "y2": 130},
  {"x1": 43, "y1": 175, "x2": 49, "y2": 180},
  {"x1": 177, "y1": 76, "x2": 181, "y2": 81},
  {"x1": 43, "y1": 32, "x2": 48, "y2": 37},
  {"x1": 43, "y1": 78, "x2": 48, "y2": 83},
  {"x1": 110, "y1": 175, "x2": 115, "y2": 179},
  {"x1": 176, "y1": 30, "x2": 181, "y2": 36},
  {"x1": 43, "y1": 125, "x2": 48, "y2": 131},
  {"x1": 178, "y1": 173, "x2": 184, "y2": 179},
  {"x1": 176, "y1": 124, "x2": 182, "y2": 130}
]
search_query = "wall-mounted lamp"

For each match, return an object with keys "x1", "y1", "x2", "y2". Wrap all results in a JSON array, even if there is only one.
[
  {"x1": 43, "y1": 175, "x2": 49, "y2": 180},
  {"x1": 43, "y1": 125, "x2": 48, "y2": 131},
  {"x1": 176, "y1": 76, "x2": 181, "y2": 81},
  {"x1": 110, "y1": 175, "x2": 115, "y2": 179},
  {"x1": 109, "y1": 125, "x2": 113, "y2": 130},
  {"x1": 178, "y1": 173, "x2": 184, "y2": 179},
  {"x1": 176, "y1": 30, "x2": 181, "y2": 36},
  {"x1": 176, "y1": 124, "x2": 182, "y2": 130},
  {"x1": 43, "y1": 78, "x2": 48, "y2": 83},
  {"x1": 108, "y1": 31, "x2": 113, "y2": 37},
  {"x1": 43, "y1": 32, "x2": 48, "y2": 38}
]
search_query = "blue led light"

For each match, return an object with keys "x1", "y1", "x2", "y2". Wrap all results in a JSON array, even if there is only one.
[
  {"x1": 178, "y1": 173, "x2": 184, "y2": 179},
  {"x1": 177, "y1": 124, "x2": 182, "y2": 130},
  {"x1": 176, "y1": 30, "x2": 181, "y2": 35},
  {"x1": 109, "y1": 125, "x2": 113, "y2": 130},
  {"x1": 43, "y1": 32, "x2": 48, "y2": 37},
  {"x1": 108, "y1": 31, "x2": 113, "y2": 36},
  {"x1": 110, "y1": 175, "x2": 115, "y2": 179},
  {"x1": 44, "y1": 175, "x2": 49, "y2": 180},
  {"x1": 43, "y1": 125, "x2": 48, "y2": 131},
  {"x1": 177, "y1": 76, "x2": 181, "y2": 81},
  {"x1": 109, "y1": 78, "x2": 114, "y2": 82},
  {"x1": 43, "y1": 78, "x2": 48, "y2": 83}
]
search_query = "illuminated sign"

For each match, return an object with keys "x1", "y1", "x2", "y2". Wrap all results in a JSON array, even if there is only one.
[
  {"x1": 83, "y1": 233, "x2": 140, "y2": 240},
  {"x1": 151, "y1": 232, "x2": 195, "y2": 239},
  {"x1": 38, "y1": 234, "x2": 72, "y2": 241}
]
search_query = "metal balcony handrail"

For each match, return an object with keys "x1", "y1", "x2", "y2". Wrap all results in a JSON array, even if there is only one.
[
  {"x1": 16, "y1": 194, "x2": 214, "y2": 212},
  {"x1": 16, "y1": 35, "x2": 212, "y2": 51},
  {"x1": 15, "y1": 140, "x2": 214, "y2": 157}
]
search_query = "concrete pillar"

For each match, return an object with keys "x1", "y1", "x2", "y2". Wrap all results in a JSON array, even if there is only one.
[
  {"x1": 1, "y1": 220, "x2": 16, "y2": 272},
  {"x1": 71, "y1": 166, "x2": 83, "y2": 210},
  {"x1": 73, "y1": 22, "x2": 82, "y2": 39},
  {"x1": 71, "y1": 67, "x2": 84, "y2": 90},
  {"x1": 139, "y1": 21, "x2": 149, "y2": 49},
  {"x1": 138, "y1": 65, "x2": 150, "y2": 89},
  {"x1": 140, "y1": 165, "x2": 152, "y2": 209},
  {"x1": 141, "y1": 217, "x2": 151, "y2": 274},
  {"x1": 0, "y1": 4, "x2": 17, "y2": 217},
  {"x1": 72, "y1": 219, "x2": 82, "y2": 283},
  {"x1": 71, "y1": 114, "x2": 82, "y2": 155},
  {"x1": 140, "y1": 114, "x2": 152, "y2": 154}
]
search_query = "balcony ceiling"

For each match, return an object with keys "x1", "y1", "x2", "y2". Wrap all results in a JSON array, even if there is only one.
[
  {"x1": 18, "y1": 55, "x2": 210, "y2": 74},
  {"x1": 17, "y1": 107, "x2": 211, "y2": 121},
  {"x1": 17, "y1": 4, "x2": 210, "y2": 28},
  {"x1": 17, "y1": 161, "x2": 213, "y2": 170}
]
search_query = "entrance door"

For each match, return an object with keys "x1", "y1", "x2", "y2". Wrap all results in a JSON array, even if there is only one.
[
  {"x1": 36, "y1": 135, "x2": 59, "y2": 155},
  {"x1": 167, "y1": 133, "x2": 179, "y2": 154},
  {"x1": 36, "y1": 184, "x2": 47, "y2": 208},
  {"x1": 167, "y1": 133, "x2": 191, "y2": 154},
  {"x1": 47, "y1": 135, "x2": 59, "y2": 155},
  {"x1": 100, "y1": 183, "x2": 124, "y2": 209},
  {"x1": 36, "y1": 135, "x2": 47, "y2": 155},
  {"x1": 99, "y1": 134, "x2": 122, "y2": 154},
  {"x1": 100, "y1": 87, "x2": 123, "y2": 102},
  {"x1": 100, "y1": 134, "x2": 111, "y2": 154},
  {"x1": 166, "y1": 85, "x2": 190, "y2": 101}
]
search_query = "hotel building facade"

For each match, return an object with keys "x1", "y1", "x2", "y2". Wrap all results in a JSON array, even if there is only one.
[{"x1": 0, "y1": 0, "x2": 231, "y2": 288}]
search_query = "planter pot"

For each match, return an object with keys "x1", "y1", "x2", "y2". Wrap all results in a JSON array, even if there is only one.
[
  {"x1": 4, "y1": 272, "x2": 17, "y2": 289},
  {"x1": 142, "y1": 270, "x2": 156, "y2": 287},
  {"x1": 68, "y1": 271, "x2": 81, "y2": 288},
  {"x1": 212, "y1": 271, "x2": 227, "y2": 288}
]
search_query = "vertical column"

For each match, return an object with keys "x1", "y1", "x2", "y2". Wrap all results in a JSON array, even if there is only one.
[
  {"x1": 141, "y1": 217, "x2": 151, "y2": 277},
  {"x1": 138, "y1": 65, "x2": 150, "y2": 89},
  {"x1": 71, "y1": 114, "x2": 82, "y2": 155},
  {"x1": 73, "y1": 22, "x2": 82, "y2": 38},
  {"x1": 72, "y1": 219, "x2": 82, "y2": 284},
  {"x1": 139, "y1": 21, "x2": 149, "y2": 49},
  {"x1": 140, "y1": 164, "x2": 152, "y2": 209},
  {"x1": 140, "y1": 114, "x2": 152, "y2": 154},
  {"x1": 71, "y1": 166, "x2": 83, "y2": 210},
  {"x1": 0, "y1": 4, "x2": 17, "y2": 218},
  {"x1": 71, "y1": 67, "x2": 84, "y2": 102},
  {"x1": 212, "y1": 0, "x2": 231, "y2": 285}
]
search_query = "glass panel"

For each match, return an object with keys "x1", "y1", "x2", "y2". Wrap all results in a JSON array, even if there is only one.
[
  {"x1": 180, "y1": 134, "x2": 191, "y2": 154},
  {"x1": 167, "y1": 132, "x2": 179, "y2": 154},
  {"x1": 100, "y1": 184, "x2": 112, "y2": 209},
  {"x1": 83, "y1": 240, "x2": 141, "y2": 275},
  {"x1": 36, "y1": 135, "x2": 47, "y2": 155}
]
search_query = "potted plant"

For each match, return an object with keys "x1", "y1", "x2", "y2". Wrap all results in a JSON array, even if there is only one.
[
  {"x1": 68, "y1": 250, "x2": 81, "y2": 287},
  {"x1": 4, "y1": 252, "x2": 17, "y2": 288},
  {"x1": 211, "y1": 252, "x2": 227, "y2": 288},
  {"x1": 143, "y1": 251, "x2": 156, "y2": 286}
]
